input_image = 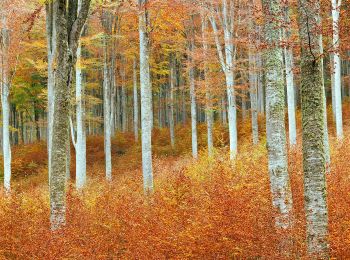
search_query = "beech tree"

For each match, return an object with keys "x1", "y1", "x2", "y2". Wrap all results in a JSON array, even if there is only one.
[
  {"x1": 0, "y1": 7, "x2": 11, "y2": 192},
  {"x1": 139, "y1": 0, "x2": 153, "y2": 192},
  {"x1": 297, "y1": 0, "x2": 329, "y2": 257},
  {"x1": 50, "y1": 0, "x2": 91, "y2": 230},
  {"x1": 261, "y1": 0, "x2": 294, "y2": 249}
]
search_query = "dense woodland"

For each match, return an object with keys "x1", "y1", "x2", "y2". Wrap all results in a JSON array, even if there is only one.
[{"x1": 0, "y1": 0, "x2": 350, "y2": 258}]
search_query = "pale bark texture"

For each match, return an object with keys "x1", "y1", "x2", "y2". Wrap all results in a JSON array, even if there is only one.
[
  {"x1": 188, "y1": 16, "x2": 198, "y2": 159},
  {"x1": 74, "y1": 0, "x2": 86, "y2": 189},
  {"x1": 201, "y1": 15, "x2": 214, "y2": 156},
  {"x1": 133, "y1": 57, "x2": 139, "y2": 142},
  {"x1": 139, "y1": 0, "x2": 153, "y2": 192},
  {"x1": 1, "y1": 12, "x2": 11, "y2": 192},
  {"x1": 297, "y1": 0, "x2": 329, "y2": 257},
  {"x1": 169, "y1": 58, "x2": 175, "y2": 148},
  {"x1": 50, "y1": 0, "x2": 91, "y2": 230},
  {"x1": 283, "y1": 5, "x2": 297, "y2": 146},
  {"x1": 45, "y1": 1, "x2": 57, "y2": 180},
  {"x1": 209, "y1": 0, "x2": 237, "y2": 159},
  {"x1": 103, "y1": 38, "x2": 112, "y2": 181},
  {"x1": 331, "y1": 0, "x2": 343, "y2": 140},
  {"x1": 262, "y1": 0, "x2": 294, "y2": 240}
]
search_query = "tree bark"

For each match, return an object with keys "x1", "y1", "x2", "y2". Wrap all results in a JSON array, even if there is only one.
[
  {"x1": 1, "y1": 12, "x2": 11, "y2": 192},
  {"x1": 262, "y1": 0, "x2": 294, "y2": 251},
  {"x1": 139, "y1": 0, "x2": 153, "y2": 192},
  {"x1": 297, "y1": 0, "x2": 329, "y2": 257}
]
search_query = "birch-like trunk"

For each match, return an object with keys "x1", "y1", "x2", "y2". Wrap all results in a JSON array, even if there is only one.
[
  {"x1": 188, "y1": 17, "x2": 198, "y2": 159},
  {"x1": 139, "y1": 0, "x2": 153, "y2": 192},
  {"x1": 45, "y1": 1, "x2": 57, "y2": 180},
  {"x1": 262, "y1": 0, "x2": 294, "y2": 251},
  {"x1": 319, "y1": 34, "x2": 331, "y2": 168},
  {"x1": 297, "y1": 0, "x2": 329, "y2": 257},
  {"x1": 283, "y1": 5, "x2": 297, "y2": 146},
  {"x1": 103, "y1": 40, "x2": 112, "y2": 181},
  {"x1": 1, "y1": 13, "x2": 11, "y2": 192},
  {"x1": 169, "y1": 59, "x2": 175, "y2": 148},
  {"x1": 209, "y1": 0, "x2": 237, "y2": 159},
  {"x1": 201, "y1": 15, "x2": 213, "y2": 156},
  {"x1": 75, "y1": 34, "x2": 86, "y2": 189},
  {"x1": 332, "y1": 0, "x2": 343, "y2": 139},
  {"x1": 121, "y1": 57, "x2": 127, "y2": 133},
  {"x1": 133, "y1": 57, "x2": 139, "y2": 142},
  {"x1": 249, "y1": 51, "x2": 258, "y2": 145}
]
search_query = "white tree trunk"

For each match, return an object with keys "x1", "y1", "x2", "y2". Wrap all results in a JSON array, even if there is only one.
[
  {"x1": 283, "y1": 5, "x2": 297, "y2": 147},
  {"x1": 133, "y1": 57, "x2": 139, "y2": 142},
  {"x1": 332, "y1": 0, "x2": 343, "y2": 139},
  {"x1": 249, "y1": 51, "x2": 259, "y2": 145},
  {"x1": 103, "y1": 41, "x2": 112, "y2": 181},
  {"x1": 209, "y1": 0, "x2": 238, "y2": 159},
  {"x1": 262, "y1": 0, "x2": 294, "y2": 253},
  {"x1": 169, "y1": 60, "x2": 175, "y2": 148},
  {"x1": 45, "y1": 1, "x2": 57, "y2": 180},
  {"x1": 139, "y1": 0, "x2": 153, "y2": 192},
  {"x1": 1, "y1": 13, "x2": 11, "y2": 192},
  {"x1": 188, "y1": 18, "x2": 198, "y2": 158},
  {"x1": 75, "y1": 38, "x2": 86, "y2": 189},
  {"x1": 319, "y1": 34, "x2": 331, "y2": 169}
]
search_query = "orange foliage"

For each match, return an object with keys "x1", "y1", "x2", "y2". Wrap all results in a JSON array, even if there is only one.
[{"x1": 0, "y1": 108, "x2": 350, "y2": 258}]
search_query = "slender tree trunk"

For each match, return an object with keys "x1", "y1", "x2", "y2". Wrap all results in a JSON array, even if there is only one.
[
  {"x1": 209, "y1": 0, "x2": 238, "y2": 159},
  {"x1": 133, "y1": 57, "x2": 139, "y2": 142},
  {"x1": 319, "y1": 34, "x2": 331, "y2": 169},
  {"x1": 1, "y1": 13, "x2": 11, "y2": 192},
  {"x1": 201, "y1": 15, "x2": 213, "y2": 156},
  {"x1": 169, "y1": 58, "x2": 175, "y2": 148},
  {"x1": 332, "y1": 0, "x2": 343, "y2": 139},
  {"x1": 46, "y1": 1, "x2": 57, "y2": 180},
  {"x1": 297, "y1": 0, "x2": 329, "y2": 257},
  {"x1": 139, "y1": 0, "x2": 153, "y2": 192},
  {"x1": 249, "y1": 51, "x2": 259, "y2": 145},
  {"x1": 188, "y1": 16, "x2": 198, "y2": 159},
  {"x1": 283, "y1": 5, "x2": 297, "y2": 147},
  {"x1": 103, "y1": 39, "x2": 112, "y2": 181},
  {"x1": 262, "y1": 0, "x2": 294, "y2": 252},
  {"x1": 121, "y1": 57, "x2": 127, "y2": 133},
  {"x1": 75, "y1": 23, "x2": 86, "y2": 189}
]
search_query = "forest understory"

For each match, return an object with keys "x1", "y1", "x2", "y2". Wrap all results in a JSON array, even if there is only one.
[{"x1": 0, "y1": 105, "x2": 349, "y2": 259}]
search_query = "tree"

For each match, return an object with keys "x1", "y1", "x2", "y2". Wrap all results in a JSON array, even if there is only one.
[
  {"x1": 331, "y1": 0, "x2": 343, "y2": 140},
  {"x1": 187, "y1": 14, "x2": 198, "y2": 159},
  {"x1": 209, "y1": 0, "x2": 238, "y2": 159},
  {"x1": 0, "y1": 7, "x2": 11, "y2": 193},
  {"x1": 139, "y1": 0, "x2": 153, "y2": 192},
  {"x1": 50, "y1": 0, "x2": 91, "y2": 230},
  {"x1": 282, "y1": 3, "x2": 297, "y2": 147},
  {"x1": 71, "y1": 0, "x2": 87, "y2": 189},
  {"x1": 261, "y1": 0, "x2": 294, "y2": 250},
  {"x1": 297, "y1": 0, "x2": 329, "y2": 257}
]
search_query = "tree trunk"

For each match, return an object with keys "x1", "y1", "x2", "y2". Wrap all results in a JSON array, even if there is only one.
[
  {"x1": 297, "y1": 0, "x2": 329, "y2": 257},
  {"x1": 283, "y1": 5, "x2": 297, "y2": 147},
  {"x1": 75, "y1": 19, "x2": 87, "y2": 188},
  {"x1": 262, "y1": 0, "x2": 294, "y2": 251},
  {"x1": 331, "y1": 0, "x2": 343, "y2": 139},
  {"x1": 133, "y1": 57, "x2": 139, "y2": 142},
  {"x1": 1, "y1": 13, "x2": 11, "y2": 192},
  {"x1": 139, "y1": 0, "x2": 153, "y2": 192},
  {"x1": 46, "y1": 1, "x2": 57, "y2": 180},
  {"x1": 50, "y1": 0, "x2": 91, "y2": 230},
  {"x1": 169, "y1": 58, "x2": 175, "y2": 149}
]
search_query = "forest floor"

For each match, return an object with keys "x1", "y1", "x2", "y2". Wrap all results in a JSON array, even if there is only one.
[{"x1": 0, "y1": 106, "x2": 350, "y2": 259}]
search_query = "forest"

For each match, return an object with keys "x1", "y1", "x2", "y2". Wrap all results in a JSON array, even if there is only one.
[{"x1": 0, "y1": 0, "x2": 349, "y2": 259}]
